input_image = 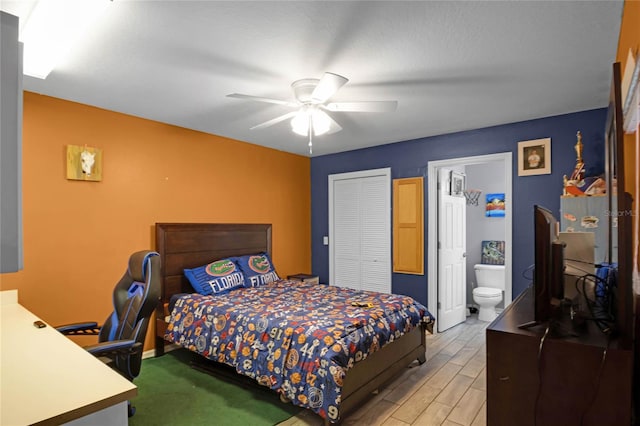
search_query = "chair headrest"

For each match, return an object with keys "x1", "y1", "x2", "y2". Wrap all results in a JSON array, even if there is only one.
[{"x1": 128, "y1": 251, "x2": 160, "y2": 282}]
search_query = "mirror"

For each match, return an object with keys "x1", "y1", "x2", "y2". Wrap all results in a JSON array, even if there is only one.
[{"x1": 605, "y1": 62, "x2": 633, "y2": 348}]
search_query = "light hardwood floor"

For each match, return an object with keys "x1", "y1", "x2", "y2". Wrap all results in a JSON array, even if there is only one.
[{"x1": 279, "y1": 315, "x2": 489, "y2": 426}]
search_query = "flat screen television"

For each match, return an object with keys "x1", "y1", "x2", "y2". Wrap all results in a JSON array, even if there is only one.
[{"x1": 520, "y1": 205, "x2": 565, "y2": 328}]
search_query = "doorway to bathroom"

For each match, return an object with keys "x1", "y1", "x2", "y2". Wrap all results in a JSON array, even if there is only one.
[{"x1": 427, "y1": 153, "x2": 513, "y2": 332}]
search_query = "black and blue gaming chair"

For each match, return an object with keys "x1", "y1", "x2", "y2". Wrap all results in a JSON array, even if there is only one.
[{"x1": 57, "y1": 250, "x2": 161, "y2": 413}]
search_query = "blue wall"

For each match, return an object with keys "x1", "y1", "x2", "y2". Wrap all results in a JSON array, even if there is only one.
[{"x1": 310, "y1": 108, "x2": 607, "y2": 307}]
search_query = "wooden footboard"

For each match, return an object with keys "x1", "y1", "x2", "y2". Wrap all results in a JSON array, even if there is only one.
[
  {"x1": 155, "y1": 310, "x2": 169, "y2": 356},
  {"x1": 339, "y1": 323, "x2": 426, "y2": 419}
]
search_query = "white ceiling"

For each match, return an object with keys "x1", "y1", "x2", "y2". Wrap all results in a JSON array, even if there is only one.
[{"x1": 1, "y1": 1, "x2": 624, "y2": 157}]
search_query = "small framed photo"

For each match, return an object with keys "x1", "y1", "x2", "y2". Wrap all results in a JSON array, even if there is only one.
[
  {"x1": 66, "y1": 145, "x2": 103, "y2": 181},
  {"x1": 486, "y1": 193, "x2": 506, "y2": 217},
  {"x1": 450, "y1": 171, "x2": 465, "y2": 197},
  {"x1": 518, "y1": 138, "x2": 551, "y2": 176}
]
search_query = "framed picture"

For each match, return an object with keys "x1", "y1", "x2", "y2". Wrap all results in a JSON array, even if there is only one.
[
  {"x1": 481, "y1": 240, "x2": 505, "y2": 265},
  {"x1": 66, "y1": 145, "x2": 102, "y2": 181},
  {"x1": 486, "y1": 193, "x2": 505, "y2": 217},
  {"x1": 518, "y1": 138, "x2": 551, "y2": 176},
  {"x1": 450, "y1": 171, "x2": 465, "y2": 196}
]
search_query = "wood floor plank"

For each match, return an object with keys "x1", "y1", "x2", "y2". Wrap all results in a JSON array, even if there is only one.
[
  {"x1": 438, "y1": 339, "x2": 465, "y2": 357},
  {"x1": 345, "y1": 390, "x2": 396, "y2": 422},
  {"x1": 412, "y1": 401, "x2": 453, "y2": 426},
  {"x1": 448, "y1": 346, "x2": 478, "y2": 366},
  {"x1": 389, "y1": 384, "x2": 440, "y2": 424},
  {"x1": 459, "y1": 354, "x2": 484, "y2": 379},
  {"x1": 446, "y1": 388, "x2": 486, "y2": 426},
  {"x1": 381, "y1": 417, "x2": 411, "y2": 426},
  {"x1": 471, "y1": 401, "x2": 487, "y2": 426},
  {"x1": 470, "y1": 367, "x2": 486, "y2": 391},
  {"x1": 342, "y1": 399, "x2": 398, "y2": 426},
  {"x1": 425, "y1": 362, "x2": 462, "y2": 390},
  {"x1": 434, "y1": 374, "x2": 474, "y2": 407}
]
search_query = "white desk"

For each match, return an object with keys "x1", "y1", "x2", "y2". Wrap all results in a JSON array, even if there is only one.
[{"x1": 0, "y1": 290, "x2": 137, "y2": 425}]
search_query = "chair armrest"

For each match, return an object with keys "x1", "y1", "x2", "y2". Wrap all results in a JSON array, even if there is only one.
[
  {"x1": 55, "y1": 322, "x2": 101, "y2": 335},
  {"x1": 85, "y1": 340, "x2": 142, "y2": 358}
]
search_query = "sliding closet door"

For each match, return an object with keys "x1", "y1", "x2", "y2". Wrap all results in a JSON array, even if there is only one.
[
  {"x1": 329, "y1": 168, "x2": 391, "y2": 293},
  {"x1": 332, "y1": 178, "x2": 361, "y2": 290}
]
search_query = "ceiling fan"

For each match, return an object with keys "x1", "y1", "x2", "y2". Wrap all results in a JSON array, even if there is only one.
[{"x1": 227, "y1": 72, "x2": 398, "y2": 154}]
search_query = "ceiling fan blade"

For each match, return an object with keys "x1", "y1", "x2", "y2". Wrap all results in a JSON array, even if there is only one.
[
  {"x1": 249, "y1": 111, "x2": 299, "y2": 130},
  {"x1": 227, "y1": 93, "x2": 298, "y2": 107},
  {"x1": 311, "y1": 72, "x2": 349, "y2": 103},
  {"x1": 326, "y1": 113, "x2": 343, "y2": 135},
  {"x1": 325, "y1": 101, "x2": 398, "y2": 112}
]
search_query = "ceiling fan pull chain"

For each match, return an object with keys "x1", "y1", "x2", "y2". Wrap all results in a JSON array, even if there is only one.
[{"x1": 308, "y1": 119, "x2": 313, "y2": 155}]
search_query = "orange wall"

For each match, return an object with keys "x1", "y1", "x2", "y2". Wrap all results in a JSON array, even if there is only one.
[
  {"x1": 616, "y1": 5, "x2": 640, "y2": 415},
  {"x1": 616, "y1": 0, "x2": 639, "y2": 278},
  {"x1": 0, "y1": 92, "x2": 311, "y2": 349}
]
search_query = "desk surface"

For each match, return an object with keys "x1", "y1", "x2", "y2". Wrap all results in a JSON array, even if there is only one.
[{"x1": 0, "y1": 290, "x2": 137, "y2": 425}]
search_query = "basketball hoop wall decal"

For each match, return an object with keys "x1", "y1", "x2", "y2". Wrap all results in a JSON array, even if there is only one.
[{"x1": 464, "y1": 189, "x2": 482, "y2": 206}]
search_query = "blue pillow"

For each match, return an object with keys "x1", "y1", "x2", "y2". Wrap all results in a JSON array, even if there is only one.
[
  {"x1": 233, "y1": 253, "x2": 280, "y2": 288},
  {"x1": 184, "y1": 258, "x2": 245, "y2": 295}
]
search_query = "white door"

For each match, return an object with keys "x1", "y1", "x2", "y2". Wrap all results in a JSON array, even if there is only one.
[
  {"x1": 329, "y1": 168, "x2": 391, "y2": 293},
  {"x1": 437, "y1": 168, "x2": 467, "y2": 331}
]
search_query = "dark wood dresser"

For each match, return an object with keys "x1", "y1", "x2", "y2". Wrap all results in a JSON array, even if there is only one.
[{"x1": 486, "y1": 286, "x2": 633, "y2": 425}]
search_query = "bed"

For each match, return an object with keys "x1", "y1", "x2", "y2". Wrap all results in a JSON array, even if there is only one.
[{"x1": 154, "y1": 223, "x2": 434, "y2": 423}]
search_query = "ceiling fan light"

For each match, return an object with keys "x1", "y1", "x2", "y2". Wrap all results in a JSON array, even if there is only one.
[
  {"x1": 291, "y1": 111, "x2": 309, "y2": 136},
  {"x1": 311, "y1": 109, "x2": 331, "y2": 136}
]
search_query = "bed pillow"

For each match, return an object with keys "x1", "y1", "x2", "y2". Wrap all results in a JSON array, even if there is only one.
[
  {"x1": 183, "y1": 258, "x2": 245, "y2": 296},
  {"x1": 233, "y1": 253, "x2": 280, "y2": 288}
]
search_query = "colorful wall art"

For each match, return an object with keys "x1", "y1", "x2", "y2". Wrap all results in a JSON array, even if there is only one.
[
  {"x1": 481, "y1": 240, "x2": 506, "y2": 265},
  {"x1": 485, "y1": 193, "x2": 505, "y2": 217}
]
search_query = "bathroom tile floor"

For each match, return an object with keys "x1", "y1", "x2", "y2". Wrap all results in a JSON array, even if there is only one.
[{"x1": 279, "y1": 315, "x2": 489, "y2": 426}]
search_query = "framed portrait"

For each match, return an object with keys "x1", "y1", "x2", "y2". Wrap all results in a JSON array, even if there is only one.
[
  {"x1": 518, "y1": 138, "x2": 551, "y2": 176},
  {"x1": 450, "y1": 171, "x2": 465, "y2": 197}
]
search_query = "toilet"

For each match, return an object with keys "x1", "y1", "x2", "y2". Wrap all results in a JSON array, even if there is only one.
[{"x1": 472, "y1": 264, "x2": 506, "y2": 322}]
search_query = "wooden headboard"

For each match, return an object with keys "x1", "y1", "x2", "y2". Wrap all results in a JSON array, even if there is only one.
[
  {"x1": 155, "y1": 223, "x2": 272, "y2": 306},
  {"x1": 154, "y1": 223, "x2": 272, "y2": 355}
]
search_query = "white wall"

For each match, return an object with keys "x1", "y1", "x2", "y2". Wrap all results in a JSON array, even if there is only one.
[
  {"x1": 465, "y1": 161, "x2": 506, "y2": 306},
  {"x1": 0, "y1": 12, "x2": 23, "y2": 273}
]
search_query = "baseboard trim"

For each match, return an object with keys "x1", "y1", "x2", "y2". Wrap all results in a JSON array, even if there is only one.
[{"x1": 142, "y1": 343, "x2": 180, "y2": 359}]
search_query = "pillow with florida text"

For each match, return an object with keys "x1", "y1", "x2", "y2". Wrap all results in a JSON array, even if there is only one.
[
  {"x1": 184, "y1": 258, "x2": 245, "y2": 296},
  {"x1": 233, "y1": 253, "x2": 280, "y2": 288}
]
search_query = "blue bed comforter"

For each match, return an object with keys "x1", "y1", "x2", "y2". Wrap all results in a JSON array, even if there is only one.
[{"x1": 165, "y1": 280, "x2": 434, "y2": 422}]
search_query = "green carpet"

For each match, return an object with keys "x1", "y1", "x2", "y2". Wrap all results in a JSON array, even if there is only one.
[{"x1": 129, "y1": 349, "x2": 301, "y2": 426}]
